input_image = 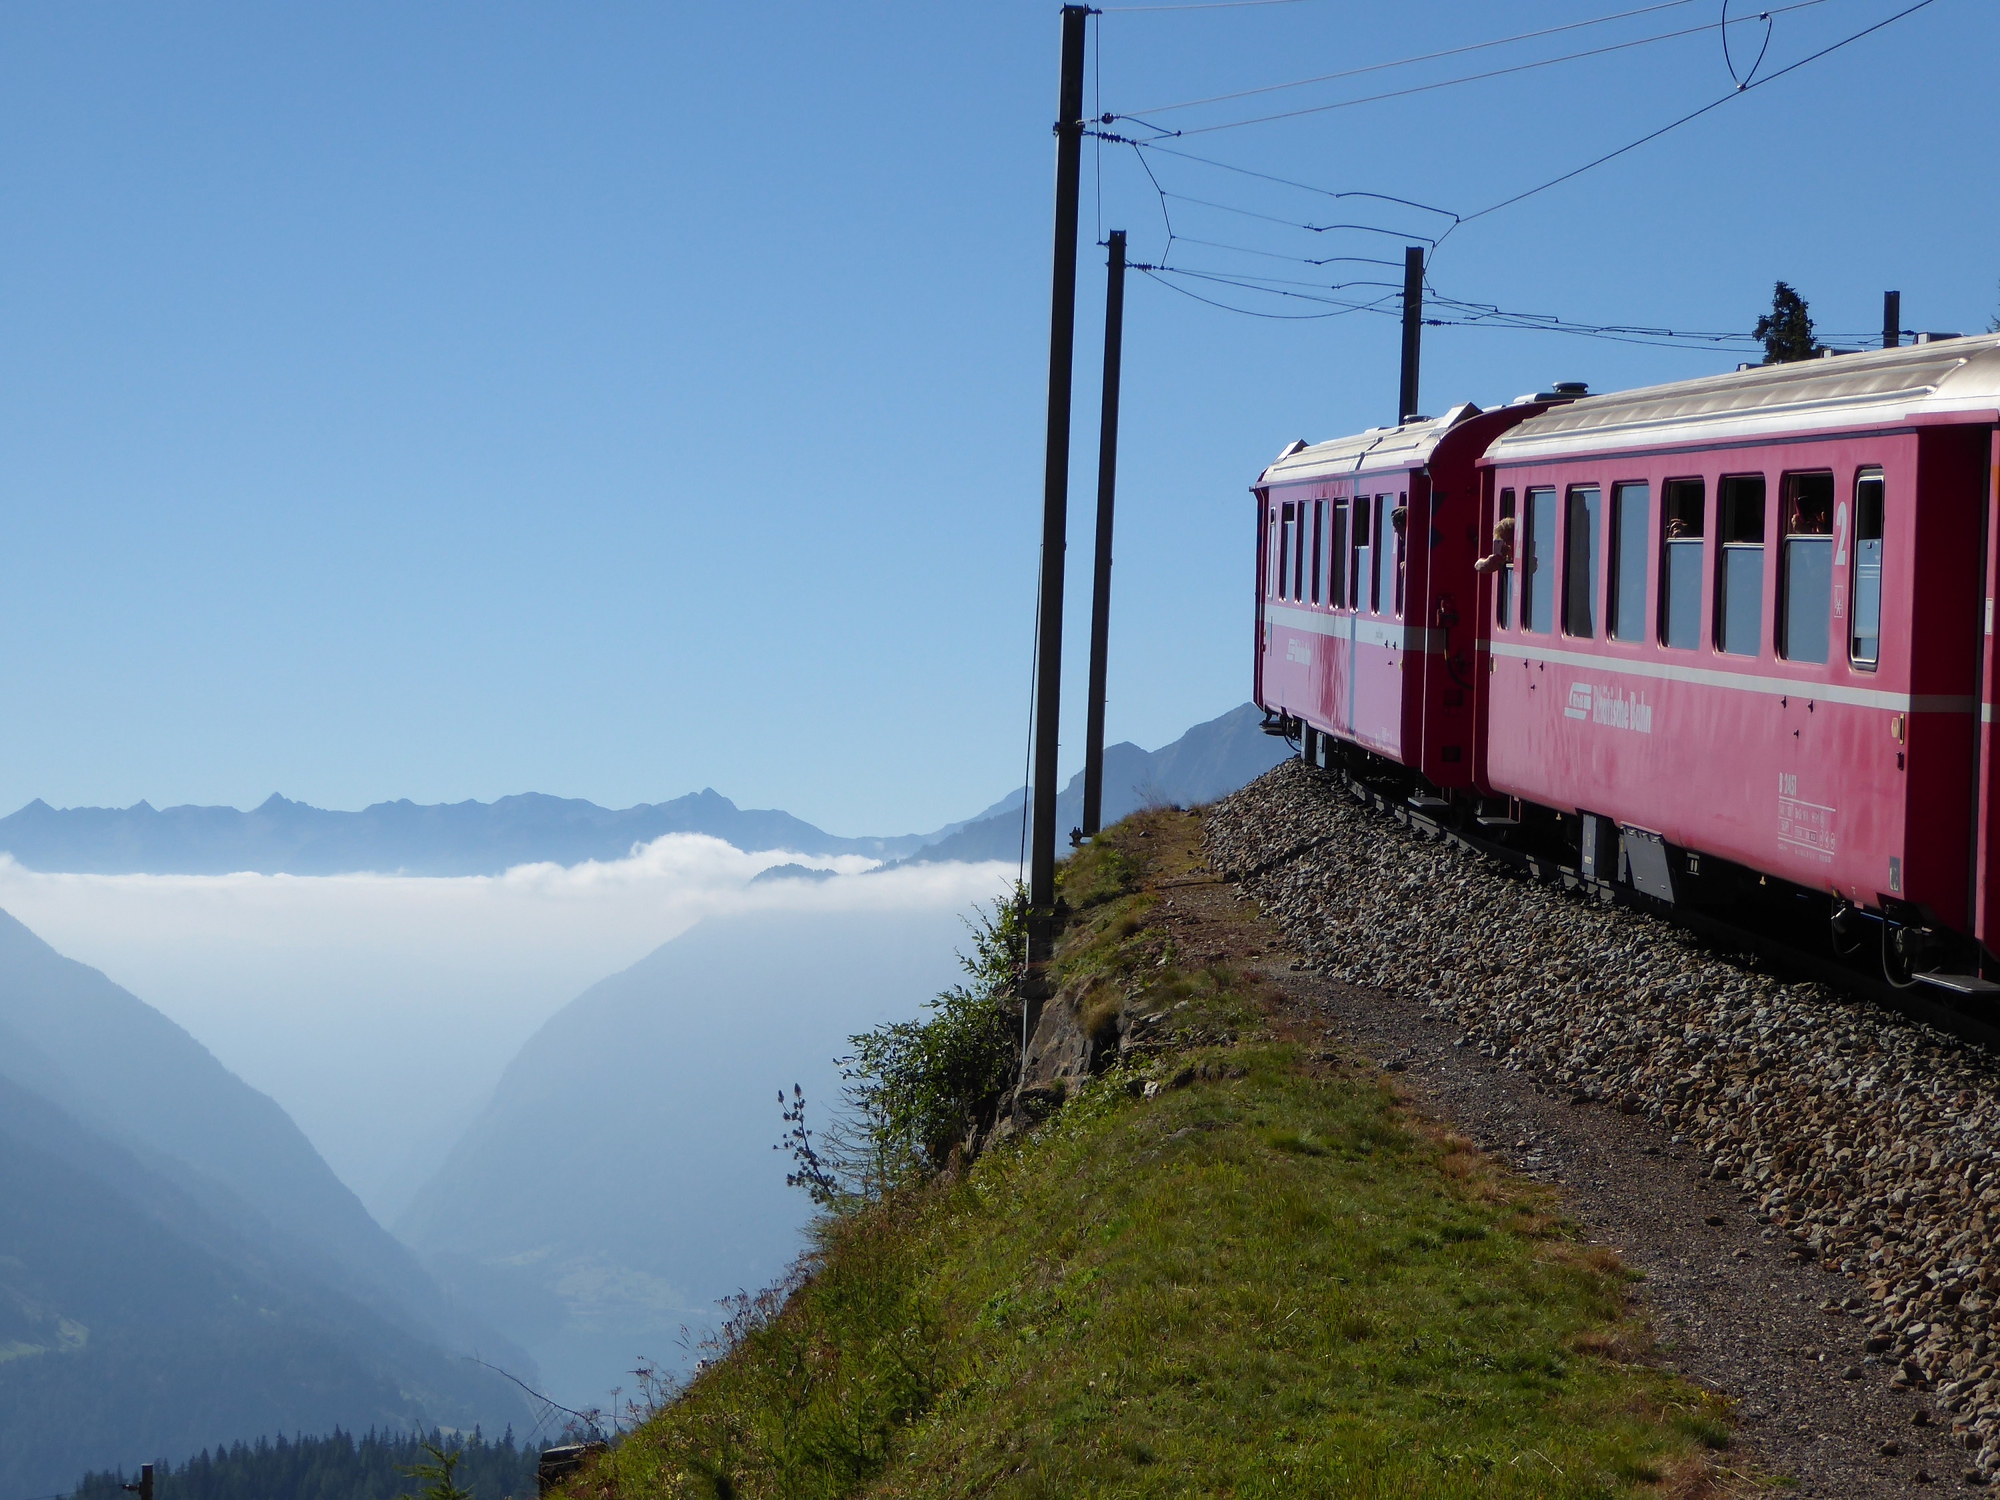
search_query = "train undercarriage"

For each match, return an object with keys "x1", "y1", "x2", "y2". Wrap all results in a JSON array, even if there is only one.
[{"x1": 1260, "y1": 710, "x2": 2000, "y2": 1040}]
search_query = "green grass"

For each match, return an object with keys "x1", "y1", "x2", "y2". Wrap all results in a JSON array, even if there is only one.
[
  {"x1": 585, "y1": 817, "x2": 1733, "y2": 1499},
  {"x1": 593, "y1": 1064, "x2": 1728, "y2": 1498}
]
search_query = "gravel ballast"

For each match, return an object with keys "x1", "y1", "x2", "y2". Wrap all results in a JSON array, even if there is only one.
[{"x1": 1205, "y1": 758, "x2": 2000, "y2": 1484}]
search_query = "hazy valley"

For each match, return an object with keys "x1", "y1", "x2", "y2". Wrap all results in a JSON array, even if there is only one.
[{"x1": 0, "y1": 707, "x2": 1284, "y2": 1487}]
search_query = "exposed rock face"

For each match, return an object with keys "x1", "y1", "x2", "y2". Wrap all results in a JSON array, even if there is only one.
[{"x1": 1206, "y1": 759, "x2": 2000, "y2": 1480}]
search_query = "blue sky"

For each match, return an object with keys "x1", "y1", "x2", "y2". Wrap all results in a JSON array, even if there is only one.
[{"x1": 0, "y1": 0, "x2": 1989, "y2": 833}]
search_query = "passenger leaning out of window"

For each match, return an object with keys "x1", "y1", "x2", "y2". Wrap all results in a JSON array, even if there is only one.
[
  {"x1": 1474, "y1": 515, "x2": 1515, "y2": 574},
  {"x1": 1787, "y1": 484, "x2": 1831, "y2": 536}
]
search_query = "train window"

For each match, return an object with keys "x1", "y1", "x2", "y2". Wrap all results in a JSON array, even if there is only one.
[
  {"x1": 1852, "y1": 469, "x2": 1884, "y2": 667},
  {"x1": 1609, "y1": 482, "x2": 1649, "y2": 641},
  {"x1": 1659, "y1": 479, "x2": 1704, "y2": 649},
  {"x1": 1327, "y1": 499, "x2": 1348, "y2": 608},
  {"x1": 1562, "y1": 485, "x2": 1601, "y2": 638},
  {"x1": 1303, "y1": 502, "x2": 1315, "y2": 603},
  {"x1": 1495, "y1": 489, "x2": 1516, "y2": 628},
  {"x1": 1779, "y1": 471, "x2": 1835, "y2": 664},
  {"x1": 1277, "y1": 503, "x2": 1294, "y2": 600},
  {"x1": 1383, "y1": 497, "x2": 1405, "y2": 617},
  {"x1": 1294, "y1": 499, "x2": 1310, "y2": 600},
  {"x1": 1352, "y1": 495, "x2": 1372, "y2": 611},
  {"x1": 1309, "y1": 500, "x2": 1324, "y2": 605},
  {"x1": 1717, "y1": 474, "x2": 1767, "y2": 657},
  {"x1": 1267, "y1": 507, "x2": 1278, "y2": 599},
  {"x1": 1523, "y1": 487, "x2": 1557, "y2": 633}
]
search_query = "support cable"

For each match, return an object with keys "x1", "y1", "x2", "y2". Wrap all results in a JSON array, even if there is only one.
[
  {"x1": 1116, "y1": 0, "x2": 1710, "y2": 115},
  {"x1": 1450, "y1": 0, "x2": 1942, "y2": 231},
  {"x1": 1112, "y1": 0, "x2": 1832, "y2": 136}
]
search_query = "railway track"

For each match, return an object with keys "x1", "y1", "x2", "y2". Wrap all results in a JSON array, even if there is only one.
[{"x1": 1308, "y1": 753, "x2": 2000, "y2": 1055}]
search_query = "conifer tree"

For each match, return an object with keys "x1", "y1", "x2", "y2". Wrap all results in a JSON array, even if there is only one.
[{"x1": 1754, "y1": 281, "x2": 1820, "y2": 364}]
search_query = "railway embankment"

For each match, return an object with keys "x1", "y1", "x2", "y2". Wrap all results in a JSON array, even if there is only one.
[
  {"x1": 574, "y1": 807, "x2": 1741, "y2": 1497},
  {"x1": 1208, "y1": 757, "x2": 2000, "y2": 1489}
]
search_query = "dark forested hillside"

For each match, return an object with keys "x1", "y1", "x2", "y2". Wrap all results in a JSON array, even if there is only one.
[
  {"x1": 0, "y1": 909, "x2": 499, "y2": 1352},
  {"x1": 73, "y1": 1429, "x2": 538, "y2": 1500},
  {"x1": 397, "y1": 907, "x2": 971, "y2": 1406},
  {"x1": 0, "y1": 912, "x2": 530, "y2": 1496}
]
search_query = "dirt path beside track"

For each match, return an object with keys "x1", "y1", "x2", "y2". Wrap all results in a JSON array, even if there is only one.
[{"x1": 1134, "y1": 766, "x2": 1991, "y2": 1494}]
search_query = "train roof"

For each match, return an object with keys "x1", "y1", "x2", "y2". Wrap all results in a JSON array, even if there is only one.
[
  {"x1": 1256, "y1": 401, "x2": 1487, "y2": 487},
  {"x1": 1489, "y1": 333, "x2": 2000, "y2": 463}
]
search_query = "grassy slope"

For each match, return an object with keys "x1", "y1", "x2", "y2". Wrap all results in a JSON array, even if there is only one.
[{"x1": 584, "y1": 811, "x2": 1737, "y2": 1499}]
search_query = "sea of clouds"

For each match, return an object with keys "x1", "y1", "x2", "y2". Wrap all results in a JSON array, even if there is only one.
[{"x1": 0, "y1": 838, "x2": 1012, "y2": 1219}]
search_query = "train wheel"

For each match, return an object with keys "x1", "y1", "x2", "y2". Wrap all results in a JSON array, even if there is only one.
[{"x1": 1881, "y1": 920, "x2": 1920, "y2": 989}]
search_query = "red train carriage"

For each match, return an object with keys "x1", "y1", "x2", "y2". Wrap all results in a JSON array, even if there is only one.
[
  {"x1": 1253, "y1": 399, "x2": 1558, "y2": 791},
  {"x1": 1254, "y1": 335, "x2": 2000, "y2": 988},
  {"x1": 1474, "y1": 338, "x2": 2000, "y2": 978}
]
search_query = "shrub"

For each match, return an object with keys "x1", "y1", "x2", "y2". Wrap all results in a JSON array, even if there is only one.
[{"x1": 842, "y1": 890, "x2": 1025, "y2": 1181}]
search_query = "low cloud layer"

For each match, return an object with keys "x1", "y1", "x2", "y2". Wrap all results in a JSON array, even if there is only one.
[{"x1": 0, "y1": 838, "x2": 1012, "y2": 1219}]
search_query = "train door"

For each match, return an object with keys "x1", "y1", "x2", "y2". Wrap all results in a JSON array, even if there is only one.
[
  {"x1": 1352, "y1": 487, "x2": 1405, "y2": 755},
  {"x1": 1253, "y1": 489, "x2": 1271, "y2": 711},
  {"x1": 1325, "y1": 493, "x2": 1354, "y2": 738},
  {"x1": 1978, "y1": 433, "x2": 2000, "y2": 955}
]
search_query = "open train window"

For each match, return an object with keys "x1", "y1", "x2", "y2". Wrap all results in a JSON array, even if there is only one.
[
  {"x1": 1609, "y1": 482, "x2": 1649, "y2": 641},
  {"x1": 1659, "y1": 478, "x2": 1704, "y2": 649},
  {"x1": 1352, "y1": 496, "x2": 1372, "y2": 611},
  {"x1": 1296, "y1": 502, "x2": 1312, "y2": 604},
  {"x1": 1309, "y1": 499, "x2": 1324, "y2": 604},
  {"x1": 1778, "y1": 471, "x2": 1834, "y2": 663},
  {"x1": 1327, "y1": 498, "x2": 1348, "y2": 609},
  {"x1": 1716, "y1": 474, "x2": 1766, "y2": 657},
  {"x1": 1522, "y1": 487, "x2": 1557, "y2": 633},
  {"x1": 1563, "y1": 485, "x2": 1601, "y2": 637},
  {"x1": 1383, "y1": 496, "x2": 1406, "y2": 617},
  {"x1": 1276, "y1": 503, "x2": 1294, "y2": 600},
  {"x1": 1851, "y1": 469, "x2": 1884, "y2": 667},
  {"x1": 1494, "y1": 489, "x2": 1516, "y2": 628}
]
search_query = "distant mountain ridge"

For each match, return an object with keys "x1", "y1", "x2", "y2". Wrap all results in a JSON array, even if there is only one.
[
  {"x1": 0, "y1": 703, "x2": 1278, "y2": 877},
  {"x1": 896, "y1": 703, "x2": 1287, "y2": 866},
  {"x1": 0, "y1": 788, "x2": 938, "y2": 876}
]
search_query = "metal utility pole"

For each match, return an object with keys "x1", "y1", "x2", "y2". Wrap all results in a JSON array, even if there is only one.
[
  {"x1": 1398, "y1": 246, "x2": 1424, "y2": 422},
  {"x1": 123, "y1": 1464, "x2": 155, "y2": 1500},
  {"x1": 1081, "y1": 230, "x2": 1126, "y2": 841},
  {"x1": 1028, "y1": 5, "x2": 1090, "y2": 960},
  {"x1": 1883, "y1": 290, "x2": 1901, "y2": 350}
]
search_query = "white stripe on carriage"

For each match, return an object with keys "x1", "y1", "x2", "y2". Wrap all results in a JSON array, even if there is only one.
[
  {"x1": 1485, "y1": 640, "x2": 1972, "y2": 714},
  {"x1": 1264, "y1": 604, "x2": 1443, "y2": 653}
]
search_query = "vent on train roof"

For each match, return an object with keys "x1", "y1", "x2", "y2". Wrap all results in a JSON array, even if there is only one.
[{"x1": 1509, "y1": 381, "x2": 1590, "y2": 407}]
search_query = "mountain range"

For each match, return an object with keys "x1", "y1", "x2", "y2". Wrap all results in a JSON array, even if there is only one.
[
  {"x1": 0, "y1": 912, "x2": 530, "y2": 1496},
  {"x1": 0, "y1": 704, "x2": 1285, "y2": 876},
  {"x1": 897, "y1": 702, "x2": 1286, "y2": 865},
  {"x1": 0, "y1": 702, "x2": 1294, "y2": 1472},
  {"x1": 395, "y1": 906, "x2": 972, "y2": 1404}
]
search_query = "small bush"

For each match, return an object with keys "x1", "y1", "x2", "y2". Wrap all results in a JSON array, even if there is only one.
[{"x1": 841, "y1": 891, "x2": 1025, "y2": 1179}]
